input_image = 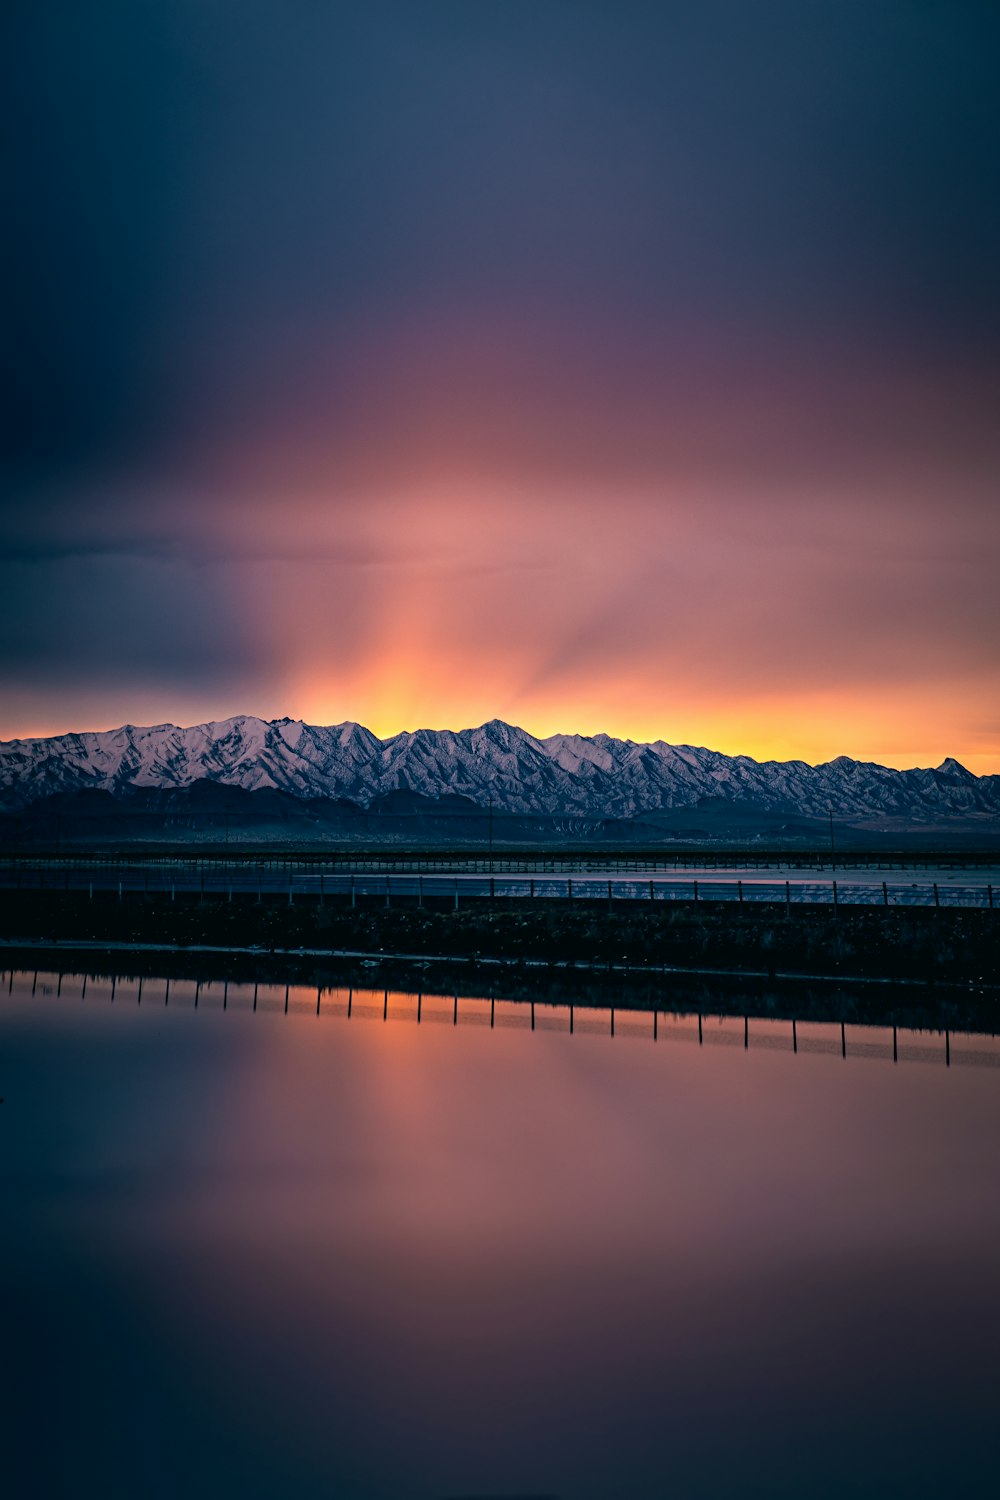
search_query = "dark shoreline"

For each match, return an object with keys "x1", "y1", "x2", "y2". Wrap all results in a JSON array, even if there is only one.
[
  {"x1": 2, "y1": 890, "x2": 998, "y2": 977},
  {"x1": 3, "y1": 893, "x2": 999, "y2": 1036}
]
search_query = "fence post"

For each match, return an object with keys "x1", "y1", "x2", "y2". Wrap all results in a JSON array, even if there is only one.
[
  {"x1": 530, "y1": 878, "x2": 535, "y2": 899},
  {"x1": 832, "y1": 880, "x2": 838, "y2": 910},
  {"x1": 882, "y1": 880, "x2": 888, "y2": 906},
  {"x1": 785, "y1": 880, "x2": 791, "y2": 917},
  {"x1": 454, "y1": 878, "x2": 459, "y2": 911},
  {"x1": 385, "y1": 876, "x2": 391, "y2": 909},
  {"x1": 649, "y1": 879, "x2": 654, "y2": 902},
  {"x1": 608, "y1": 879, "x2": 613, "y2": 911},
  {"x1": 933, "y1": 882, "x2": 940, "y2": 908},
  {"x1": 738, "y1": 879, "x2": 743, "y2": 904},
  {"x1": 693, "y1": 879, "x2": 699, "y2": 903},
  {"x1": 567, "y1": 877, "x2": 572, "y2": 900},
  {"x1": 989, "y1": 884, "x2": 994, "y2": 910}
]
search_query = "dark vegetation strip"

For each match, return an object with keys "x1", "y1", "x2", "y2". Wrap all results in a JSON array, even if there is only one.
[{"x1": 1, "y1": 891, "x2": 997, "y2": 987}]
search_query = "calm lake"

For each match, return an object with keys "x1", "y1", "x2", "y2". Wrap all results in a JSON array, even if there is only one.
[{"x1": 3, "y1": 968, "x2": 999, "y2": 1499}]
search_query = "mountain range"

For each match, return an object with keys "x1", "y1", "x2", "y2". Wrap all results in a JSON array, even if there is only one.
[{"x1": 1, "y1": 717, "x2": 997, "y2": 835}]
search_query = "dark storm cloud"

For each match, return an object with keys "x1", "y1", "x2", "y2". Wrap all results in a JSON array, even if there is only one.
[{"x1": 0, "y1": 554, "x2": 262, "y2": 685}]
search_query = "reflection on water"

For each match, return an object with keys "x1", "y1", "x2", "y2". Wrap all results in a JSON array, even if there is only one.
[
  {"x1": 3, "y1": 968, "x2": 999, "y2": 1498},
  {"x1": 7, "y1": 966, "x2": 999, "y2": 1069}
]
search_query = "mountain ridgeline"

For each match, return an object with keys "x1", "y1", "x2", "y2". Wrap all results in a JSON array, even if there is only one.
[{"x1": 1, "y1": 717, "x2": 998, "y2": 847}]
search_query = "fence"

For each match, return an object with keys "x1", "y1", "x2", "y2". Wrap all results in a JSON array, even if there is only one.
[
  {"x1": 0, "y1": 865, "x2": 996, "y2": 908},
  {"x1": 6, "y1": 967, "x2": 999, "y2": 1071}
]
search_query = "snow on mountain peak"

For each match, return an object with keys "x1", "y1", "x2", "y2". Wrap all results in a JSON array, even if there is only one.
[
  {"x1": 541, "y1": 733, "x2": 615, "y2": 775},
  {"x1": 0, "y1": 716, "x2": 995, "y2": 823},
  {"x1": 936, "y1": 757, "x2": 973, "y2": 779}
]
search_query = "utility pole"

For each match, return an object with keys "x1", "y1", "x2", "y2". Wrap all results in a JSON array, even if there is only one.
[
  {"x1": 488, "y1": 794, "x2": 494, "y2": 875},
  {"x1": 829, "y1": 806, "x2": 835, "y2": 869}
]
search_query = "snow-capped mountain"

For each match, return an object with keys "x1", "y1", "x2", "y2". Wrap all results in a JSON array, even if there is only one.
[{"x1": 0, "y1": 716, "x2": 997, "y2": 825}]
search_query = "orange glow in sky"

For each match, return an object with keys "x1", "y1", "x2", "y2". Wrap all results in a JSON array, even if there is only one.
[
  {"x1": 5, "y1": 6, "x2": 1000, "y2": 779},
  {"x1": 2, "y1": 322, "x2": 998, "y2": 773},
  {"x1": 5, "y1": 460, "x2": 997, "y2": 773}
]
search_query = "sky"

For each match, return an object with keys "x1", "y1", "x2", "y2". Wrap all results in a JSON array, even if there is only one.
[{"x1": 2, "y1": 1, "x2": 998, "y2": 771}]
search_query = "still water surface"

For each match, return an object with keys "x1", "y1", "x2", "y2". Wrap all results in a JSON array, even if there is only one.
[{"x1": 3, "y1": 970, "x2": 999, "y2": 1498}]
